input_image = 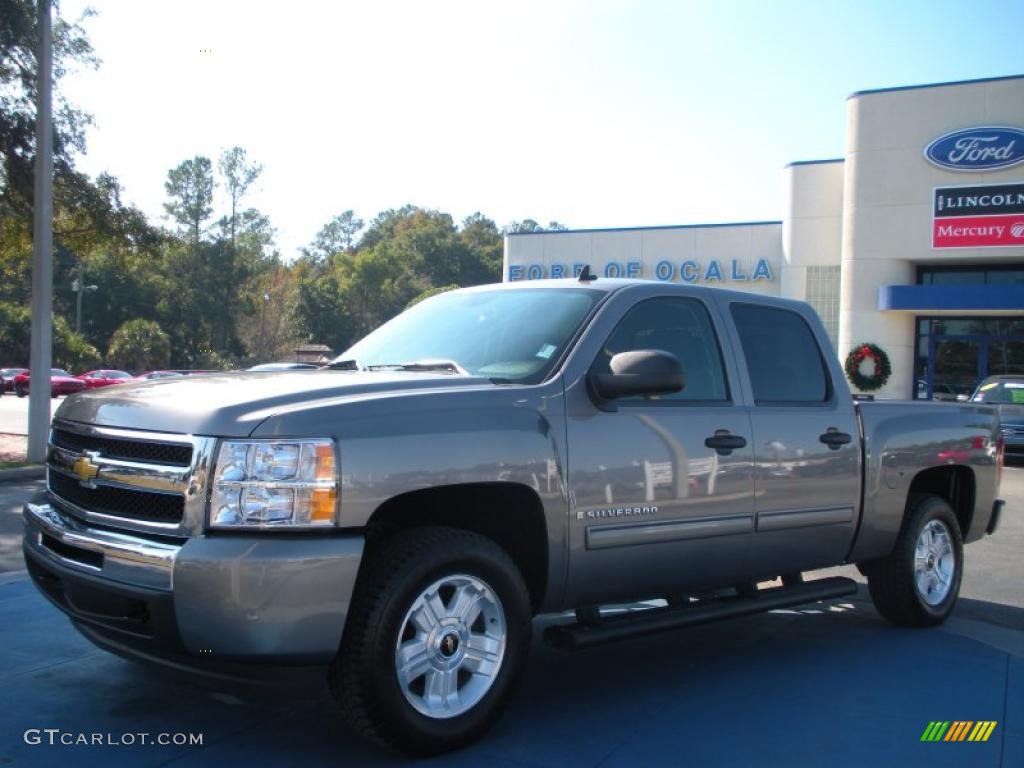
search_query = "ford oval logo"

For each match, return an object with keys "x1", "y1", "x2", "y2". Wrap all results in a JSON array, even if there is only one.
[{"x1": 925, "y1": 126, "x2": 1024, "y2": 171}]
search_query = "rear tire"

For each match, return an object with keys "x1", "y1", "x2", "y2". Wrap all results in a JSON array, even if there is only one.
[
  {"x1": 865, "y1": 494, "x2": 963, "y2": 627},
  {"x1": 15, "y1": 384, "x2": 25, "y2": 398},
  {"x1": 330, "y1": 526, "x2": 531, "y2": 756}
]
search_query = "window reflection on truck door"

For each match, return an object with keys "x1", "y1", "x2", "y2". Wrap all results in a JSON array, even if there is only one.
[
  {"x1": 564, "y1": 296, "x2": 756, "y2": 607},
  {"x1": 729, "y1": 302, "x2": 861, "y2": 577}
]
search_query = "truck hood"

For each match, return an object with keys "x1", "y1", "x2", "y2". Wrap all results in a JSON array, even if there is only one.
[{"x1": 53, "y1": 370, "x2": 494, "y2": 437}]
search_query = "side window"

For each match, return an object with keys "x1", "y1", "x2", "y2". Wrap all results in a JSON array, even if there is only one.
[
  {"x1": 594, "y1": 297, "x2": 729, "y2": 402},
  {"x1": 730, "y1": 303, "x2": 829, "y2": 404}
]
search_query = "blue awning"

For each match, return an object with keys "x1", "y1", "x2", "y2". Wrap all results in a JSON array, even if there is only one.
[{"x1": 878, "y1": 284, "x2": 1024, "y2": 311}]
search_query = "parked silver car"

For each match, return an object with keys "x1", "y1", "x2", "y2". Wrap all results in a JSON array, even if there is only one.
[{"x1": 971, "y1": 375, "x2": 1024, "y2": 457}]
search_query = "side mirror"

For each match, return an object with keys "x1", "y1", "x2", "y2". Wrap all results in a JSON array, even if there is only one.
[{"x1": 590, "y1": 349, "x2": 685, "y2": 400}]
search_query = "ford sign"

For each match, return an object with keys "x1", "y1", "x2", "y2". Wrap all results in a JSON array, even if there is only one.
[{"x1": 925, "y1": 126, "x2": 1024, "y2": 172}]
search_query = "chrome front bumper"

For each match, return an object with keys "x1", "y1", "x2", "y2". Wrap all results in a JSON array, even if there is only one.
[
  {"x1": 24, "y1": 502, "x2": 365, "y2": 664},
  {"x1": 25, "y1": 501, "x2": 179, "y2": 589}
]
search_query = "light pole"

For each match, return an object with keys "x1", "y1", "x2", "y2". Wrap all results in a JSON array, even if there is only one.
[
  {"x1": 256, "y1": 290, "x2": 270, "y2": 360},
  {"x1": 27, "y1": 0, "x2": 53, "y2": 463},
  {"x1": 71, "y1": 261, "x2": 98, "y2": 333}
]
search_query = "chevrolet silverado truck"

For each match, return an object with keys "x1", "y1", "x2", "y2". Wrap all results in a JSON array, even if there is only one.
[{"x1": 24, "y1": 278, "x2": 1005, "y2": 754}]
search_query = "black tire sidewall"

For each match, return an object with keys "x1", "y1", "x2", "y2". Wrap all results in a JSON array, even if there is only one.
[
  {"x1": 350, "y1": 533, "x2": 531, "y2": 753},
  {"x1": 904, "y1": 498, "x2": 964, "y2": 621}
]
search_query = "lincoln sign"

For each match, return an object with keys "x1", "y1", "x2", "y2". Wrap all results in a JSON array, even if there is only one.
[{"x1": 933, "y1": 183, "x2": 1024, "y2": 248}]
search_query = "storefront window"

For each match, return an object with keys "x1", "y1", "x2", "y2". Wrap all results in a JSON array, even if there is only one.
[
  {"x1": 918, "y1": 265, "x2": 1024, "y2": 285},
  {"x1": 914, "y1": 316, "x2": 1024, "y2": 400},
  {"x1": 805, "y1": 266, "x2": 840, "y2": 348}
]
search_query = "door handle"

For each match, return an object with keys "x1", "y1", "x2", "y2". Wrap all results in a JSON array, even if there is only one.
[
  {"x1": 704, "y1": 431, "x2": 747, "y2": 456},
  {"x1": 819, "y1": 429, "x2": 853, "y2": 450}
]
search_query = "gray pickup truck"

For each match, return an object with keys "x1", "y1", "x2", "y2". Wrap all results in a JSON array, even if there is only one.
[{"x1": 24, "y1": 278, "x2": 1005, "y2": 754}]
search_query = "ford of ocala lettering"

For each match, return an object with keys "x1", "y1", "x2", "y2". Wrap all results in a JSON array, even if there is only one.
[{"x1": 24, "y1": 277, "x2": 1004, "y2": 755}]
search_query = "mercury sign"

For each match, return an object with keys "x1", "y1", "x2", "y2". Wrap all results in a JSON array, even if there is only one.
[
  {"x1": 507, "y1": 258, "x2": 774, "y2": 283},
  {"x1": 924, "y1": 126, "x2": 1024, "y2": 172},
  {"x1": 933, "y1": 183, "x2": 1024, "y2": 248}
]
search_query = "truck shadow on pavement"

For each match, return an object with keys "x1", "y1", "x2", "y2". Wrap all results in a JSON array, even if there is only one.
[{"x1": 0, "y1": 580, "x2": 1020, "y2": 768}]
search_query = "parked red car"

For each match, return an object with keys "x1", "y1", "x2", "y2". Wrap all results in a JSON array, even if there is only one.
[
  {"x1": 1, "y1": 367, "x2": 27, "y2": 392},
  {"x1": 13, "y1": 368, "x2": 87, "y2": 398},
  {"x1": 76, "y1": 369, "x2": 134, "y2": 389}
]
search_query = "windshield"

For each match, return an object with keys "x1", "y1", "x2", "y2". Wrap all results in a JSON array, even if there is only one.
[
  {"x1": 972, "y1": 380, "x2": 1024, "y2": 404},
  {"x1": 336, "y1": 288, "x2": 602, "y2": 383},
  {"x1": 51, "y1": 369, "x2": 70, "y2": 376}
]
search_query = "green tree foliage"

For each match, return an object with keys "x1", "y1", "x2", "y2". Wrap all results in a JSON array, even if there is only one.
[
  {"x1": 155, "y1": 154, "x2": 278, "y2": 364},
  {"x1": 292, "y1": 206, "x2": 506, "y2": 354},
  {"x1": 163, "y1": 156, "x2": 214, "y2": 244},
  {"x1": 0, "y1": 0, "x2": 98, "y2": 217},
  {"x1": 235, "y1": 261, "x2": 299, "y2": 362},
  {"x1": 0, "y1": 301, "x2": 99, "y2": 370},
  {"x1": 54, "y1": 314, "x2": 101, "y2": 371},
  {"x1": 107, "y1": 319, "x2": 170, "y2": 372},
  {"x1": 305, "y1": 210, "x2": 363, "y2": 260},
  {"x1": 216, "y1": 147, "x2": 262, "y2": 347},
  {"x1": 459, "y1": 212, "x2": 503, "y2": 275}
]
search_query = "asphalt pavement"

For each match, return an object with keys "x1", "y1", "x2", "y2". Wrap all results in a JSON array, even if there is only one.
[{"x1": 1, "y1": 468, "x2": 1021, "y2": 766}]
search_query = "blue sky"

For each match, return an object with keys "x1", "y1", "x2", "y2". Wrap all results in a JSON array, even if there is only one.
[{"x1": 60, "y1": 0, "x2": 1024, "y2": 259}]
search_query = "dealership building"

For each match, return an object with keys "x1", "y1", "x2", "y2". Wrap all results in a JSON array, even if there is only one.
[{"x1": 503, "y1": 74, "x2": 1024, "y2": 400}]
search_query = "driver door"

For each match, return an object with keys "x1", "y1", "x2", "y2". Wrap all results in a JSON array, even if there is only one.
[{"x1": 563, "y1": 295, "x2": 755, "y2": 607}]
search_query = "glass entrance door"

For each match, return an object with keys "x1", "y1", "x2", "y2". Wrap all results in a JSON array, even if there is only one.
[
  {"x1": 927, "y1": 336, "x2": 979, "y2": 401},
  {"x1": 926, "y1": 335, "x2": 1024, "y2": 400},
  {"x1": 988, "y1": 339, "x2": 1024, "y2": 377}
]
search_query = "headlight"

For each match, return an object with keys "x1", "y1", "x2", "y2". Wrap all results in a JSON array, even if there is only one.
[{"x1": 208, "y1": 439, "x2": 337, "y2": 529}]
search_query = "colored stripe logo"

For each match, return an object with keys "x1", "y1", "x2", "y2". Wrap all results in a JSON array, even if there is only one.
[{"x1": 921, "y1": 721, "x2": 997, "y2": 742}]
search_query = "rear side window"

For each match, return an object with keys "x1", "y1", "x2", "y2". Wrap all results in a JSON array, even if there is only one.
[
  {"x1": 593, "y1": 297, "x2": 729, "y2": 402},
  {"x1": 731, "y1": 303, "x2": 829, "y2": 404}
]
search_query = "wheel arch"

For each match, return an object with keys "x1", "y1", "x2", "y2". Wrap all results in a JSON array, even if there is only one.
[
  {"x1": 363, "y1": 482, "x2": 549, "y2": 614},
  {"x1": 906, "y1": 465, "x2": 976, "y2": 538}
]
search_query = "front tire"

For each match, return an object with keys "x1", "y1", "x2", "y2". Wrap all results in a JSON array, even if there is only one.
[
  {"x1": 865, "y1": 494, "x2": 963, "y2": 627},
  {"x1": 330, "y1": 527, "x2": 531, "y2": 755},
  {"x1": 15, "y1": 384, "x2": 25, "y2": 398}
]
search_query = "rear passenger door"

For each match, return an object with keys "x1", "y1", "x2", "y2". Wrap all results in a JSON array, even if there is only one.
[{"x1": 723, "y1": 301, "x2": 861, "y2": 578}]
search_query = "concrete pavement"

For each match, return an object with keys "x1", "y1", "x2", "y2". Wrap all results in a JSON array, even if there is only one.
[{"x1": 0, "y1": 394, "x2": 62, "y2": 436}]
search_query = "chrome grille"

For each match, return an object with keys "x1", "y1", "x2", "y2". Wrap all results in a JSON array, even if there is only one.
[
  {"x1": 46, "y1": 421, "x2": 216, "y2": 537},
  {"x1": 51, "y1": 428, "x2": 192, "y2": 466},
  {"x1": 48, "y1": 471, "x2": 184, "y2": 523}
]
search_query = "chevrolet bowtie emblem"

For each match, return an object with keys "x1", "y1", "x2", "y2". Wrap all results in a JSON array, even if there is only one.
[{"x1": 72, "y1": 452, "x2": 101, "y2": 487}]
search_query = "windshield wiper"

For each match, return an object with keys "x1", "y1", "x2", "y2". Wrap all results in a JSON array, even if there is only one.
[
  {"x1": 324, "y1": 359, "x2": 363, "y2": 370},
  {"x1": 365, "y1": 359, "x2": 469, "y2": 375}
]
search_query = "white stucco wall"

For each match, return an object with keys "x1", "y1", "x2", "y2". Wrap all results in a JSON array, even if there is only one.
[
  {"x1": 838, "y1": 77, "x2": 1024, "y2": 399},
  {"x1": 503, "y1": 223, "x2": 784, "y2": 296},
  {"x1": 782, "y1": 160, "x2": 845, "y2": 269}
]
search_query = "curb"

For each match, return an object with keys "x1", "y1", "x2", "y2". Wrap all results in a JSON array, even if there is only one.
[{"x1": 0, "y1": 465, "x2": 45, "y2": 482}]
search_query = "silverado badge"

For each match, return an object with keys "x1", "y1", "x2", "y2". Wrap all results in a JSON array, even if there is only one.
[{"x1": 577, "y1": 505, "x2": 658, "y2": 521}]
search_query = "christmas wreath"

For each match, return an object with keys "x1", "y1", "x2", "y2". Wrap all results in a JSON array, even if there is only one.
[{"x1": 845, "y1": 343, "x2": 891, "y2": 392}]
